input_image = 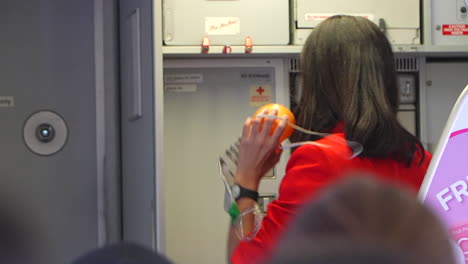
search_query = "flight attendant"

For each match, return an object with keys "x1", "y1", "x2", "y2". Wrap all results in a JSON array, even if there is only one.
[{"x1": 228, "y1": 15, "x2": 431, "y2": 264}]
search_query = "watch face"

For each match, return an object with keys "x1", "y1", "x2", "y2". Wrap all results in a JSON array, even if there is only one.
[{"x1": 232, "y1": 185, "x2": 240, "y2": 199}]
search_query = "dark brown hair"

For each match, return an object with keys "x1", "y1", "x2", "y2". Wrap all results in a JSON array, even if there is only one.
[
  {"x1": 267, "y1": 176, "x2": 455, "y2": 264},
  {"x1": 293, "y1": 15, "x2": 425, "y2": 166}
]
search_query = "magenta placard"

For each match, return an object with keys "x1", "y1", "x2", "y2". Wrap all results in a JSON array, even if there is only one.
[{"x1": 424, "y1": 129, "x2": 468, "y2": 262}]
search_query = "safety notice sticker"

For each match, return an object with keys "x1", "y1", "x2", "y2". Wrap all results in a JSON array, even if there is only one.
[
  {"x1": 250, "y1": 85, "x2": 272, "y2": 107},
  {"x1": 442, "y1": 24, "x2": 468, "y2": 36},
  {"x1": 165, "y1": 84, "x2": 197, "y2": 93},
  {"x1": 164, "y1": 73, "x2": 203, "y2": 83}
]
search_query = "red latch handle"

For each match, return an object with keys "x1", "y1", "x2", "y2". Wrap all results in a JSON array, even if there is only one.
[
  {"x1": 223, "y1": 45, "x2": 232, "y2": 54},
  {"x1": 202, "y1": 37, "x2": 210, "y2": 54},
  {"x1": 245, "y1": 37, "x2": 253, "y2": 53}
]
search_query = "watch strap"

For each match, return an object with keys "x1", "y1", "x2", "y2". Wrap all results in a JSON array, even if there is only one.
[{"x1": 236, "y1": 184, "x2": 259, "y2": 202}]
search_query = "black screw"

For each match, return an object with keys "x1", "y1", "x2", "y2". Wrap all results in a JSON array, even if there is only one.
[{"x1": 461, "y1": 6, "x2": 467, "y2": 13}]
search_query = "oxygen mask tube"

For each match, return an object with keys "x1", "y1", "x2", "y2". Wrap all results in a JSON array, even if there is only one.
[{"x1": 256, "y1": 114, "x2": 364, "y2": 158}]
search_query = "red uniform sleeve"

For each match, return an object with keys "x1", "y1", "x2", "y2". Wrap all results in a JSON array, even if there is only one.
[
  {"x1": 231, "y1": 140, "x2": 431, "y2": 264},
  {"x1": 231, "y1": 145, "x2": 337, "y2": 264}
]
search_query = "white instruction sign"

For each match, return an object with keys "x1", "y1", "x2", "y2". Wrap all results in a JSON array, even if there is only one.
[
  {"x1": 165, "y1": 84, "x2": 198, "y2": 93},
  {"x1": 305, "y1": 13, "x2": 375, "y2": 25},
  {"x1": 0, "y1": 96, "x2": 14, "y2": 107},
  {"x1": 164, "y1": 74, "x2": 203, "y2": 84},
  {"x1": 205, "y1": 17, "x2": 240, "y2": 35}
]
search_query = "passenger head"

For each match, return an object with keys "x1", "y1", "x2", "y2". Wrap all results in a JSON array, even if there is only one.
[
  {"x1": 72, "y1": 242, "x2": 172, "y2": 264},
  {"x1": 0, "y1": 201, "x2": 33, "y2": 264},
  {"x1": 267, "y1": 177, "x2": 455, "y2": 264},
  {"x1": 294, "y1": 15, "x2": 424, "y2": 166}
]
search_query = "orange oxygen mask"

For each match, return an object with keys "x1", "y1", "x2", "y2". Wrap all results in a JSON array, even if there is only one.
[{"x1": 253, "y1": 103, "x2": 363, "y2": 158}]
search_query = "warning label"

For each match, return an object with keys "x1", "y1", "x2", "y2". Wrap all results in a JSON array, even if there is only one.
[
  {"x1": 0, "y1": 96, "x2": 14, "y2": 107},
  {"x1": 442, "y1": 24, "x2": 468, "y2": 36},
  {"x1": 250, "y1": 85, "x2": 272, "y2": 107}
]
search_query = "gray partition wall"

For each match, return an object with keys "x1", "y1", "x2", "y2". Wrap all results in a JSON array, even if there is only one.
[
  {"x1": 424, "y1": 61, "x2": 468, "y2": 152},
  {"x1": 120, "y1": 0, "x2": 163, "y2": 250},
  {"x1": 0, "y1": 1, "x2": 121, "y2": 263}
]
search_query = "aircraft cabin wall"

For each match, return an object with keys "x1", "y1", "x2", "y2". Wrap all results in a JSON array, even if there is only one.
[
  {"x1": 0, "y1": 0, "x2": 467, "y2": 263},
  {"x1": 0, "y1": 1, "x2": 120, "y2": 263}
]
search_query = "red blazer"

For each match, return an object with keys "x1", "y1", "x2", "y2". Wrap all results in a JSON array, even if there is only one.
[{"x1": 231, "y1": 131, "x2": 431, "y2": 264}]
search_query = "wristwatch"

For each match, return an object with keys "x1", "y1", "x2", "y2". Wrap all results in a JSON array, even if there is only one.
[{"x1": 232, "y1": 184, "x2": 259, "y2": 202}]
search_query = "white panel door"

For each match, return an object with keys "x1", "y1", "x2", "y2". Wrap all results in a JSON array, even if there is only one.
[
  {"x1": 163, "y1": 58, "x2": 289, "y2": 264},
  {"x1": 163, "y1": 0, "x2": 289, "y2": 45}
]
